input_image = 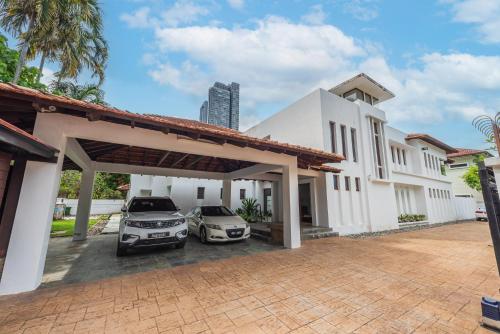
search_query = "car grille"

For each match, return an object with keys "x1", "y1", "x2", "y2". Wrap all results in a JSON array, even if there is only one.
[
  {"x1": 226, "y1": 228, "x2": 245, "y2": 238},
  {"x1": 140, "y1": 220, "x2": 182, "y2": 229},
  {"x1": 138, "y1": 237, "x2": 178, "y2": 245}
]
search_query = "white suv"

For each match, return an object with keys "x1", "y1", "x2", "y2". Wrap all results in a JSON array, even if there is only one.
[{"x1": 117, "y1": 196, "x2": 188, "y2": 256}]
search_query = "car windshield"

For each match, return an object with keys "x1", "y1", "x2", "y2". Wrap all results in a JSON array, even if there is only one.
[
  {"x1": 129, "y1": 198, "x2": 177, "y2": 212},
  {"x1": 201, "y1": 206, "x2": 235, "y2": 216}
]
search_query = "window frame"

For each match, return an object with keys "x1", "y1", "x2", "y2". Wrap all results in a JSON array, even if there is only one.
[
  {"x1": 329, "y1": 121, "x2": 337, "y2": 154},
  {"x1": 355, "y1": 177, "x2": 361, "y2": 192},
  {"x1": 351, "y1": 127, "x2": 358, "y2": 162},
  {"x1": 197, "y1": 187, "x2": 205, "y2": 200},
  {"x1": 340, "y1": 124, "x2": 348, "y2": 160},
  {"x1": 239, "y1": 189, "x2": 246, "y2": 200},
  {"x1": 333, "y1": 175, "x2": 339, "y2": 190},
  {"x1": 345, "y1": 176, "x2": 351, "y2": 191}
]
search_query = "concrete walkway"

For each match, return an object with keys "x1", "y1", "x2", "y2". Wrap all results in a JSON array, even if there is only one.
[
  {"x1": 101, "y1": 213, "x2": 120, "y2": 234},
  {"x1": 0, "y1": 221, "x2": 497, "y2": 333}
]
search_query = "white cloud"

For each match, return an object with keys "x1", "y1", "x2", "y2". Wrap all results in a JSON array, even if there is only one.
[
  {"x1": 161, "y1": 0, "x2": 209, "y2": 27},
  {"x1": 124, "y1": 11, "x2": 500, "y2": 130},
  {"x1": 227, "y1": 0, "x2": 244, "y2": 10},
  {"x1": 152, "y1": 16, "x2": 364, "y2": 104},
  {"x1": 444, "y1": 0, "x2": 500, "y2": 44},
  {"x1": 40, "y1": 67, "x2": 55, "y2": 86},
  {"x1": 120, "y1": 7, "x2": 155, "y2": 28},
  {"x1": 301, "y1": 5, "x2": 326, "y2": 25},
  {"x1": 343, "y1": 0, "x2": 379, "y2": 21}
]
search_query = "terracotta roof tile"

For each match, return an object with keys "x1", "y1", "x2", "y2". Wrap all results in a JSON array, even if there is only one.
[
  {"x1": 0, "y1": 83, "x2": 344, "y2": 167},
  {"x1": 447, "y1": 148, "x2": 492, "y2": 158}
]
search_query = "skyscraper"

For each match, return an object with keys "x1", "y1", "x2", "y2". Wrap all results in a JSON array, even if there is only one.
[{"x1": 199, "y1": 82, "x2": 239, "y2": 130}]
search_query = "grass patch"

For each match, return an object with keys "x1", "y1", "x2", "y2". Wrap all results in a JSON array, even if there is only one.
[{"x1": 51, "y1": 218, "x2": 99, "y2": 238}]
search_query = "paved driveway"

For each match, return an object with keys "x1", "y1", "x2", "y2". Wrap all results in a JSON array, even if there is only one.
[{"x1": 0, "y1": 221, "x2": 498, "y2": 333}]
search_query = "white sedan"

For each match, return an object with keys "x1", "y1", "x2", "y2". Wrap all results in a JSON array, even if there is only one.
[{"x1": 186, "y1": 206, "x2": 251, "y2": 243}]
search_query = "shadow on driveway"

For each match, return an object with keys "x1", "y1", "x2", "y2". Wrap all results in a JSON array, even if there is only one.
[{"x1": 42, "y1": 234, "x2": 282, "y2": 288}]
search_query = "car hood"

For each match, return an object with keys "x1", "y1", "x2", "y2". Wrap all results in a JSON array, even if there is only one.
[
  {"x1": 126, "y1": 211, "x2": 184, "y2": 221},
  {"x1": 203, "y1": 215, "x2": 247, "y2": 227}
]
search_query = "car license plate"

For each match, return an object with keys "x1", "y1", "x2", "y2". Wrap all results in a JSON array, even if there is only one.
[{"x1": 149, "y1": 232, "x2": 169, "y2": 238}]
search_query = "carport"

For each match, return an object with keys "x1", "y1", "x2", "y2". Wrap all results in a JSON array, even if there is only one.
[{"x1": 0, "y1": 83, "x2": 342, "y2": 295}]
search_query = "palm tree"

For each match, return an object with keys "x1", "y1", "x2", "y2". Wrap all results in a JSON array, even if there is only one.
[
  {"x1": 0, "y1": 0, "x2": 57, "y2": 84},
  {"x1": 54, "y1": 0, "x2": 108, "y2": 84},
  {"x1": 50, "y1": 81, "x2": 106, "y2": 105},
  {"x1": 1, "y1": 0, "x2": 108, "y2": 85}
]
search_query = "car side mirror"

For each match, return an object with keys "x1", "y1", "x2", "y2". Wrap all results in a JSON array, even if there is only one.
[
  {"x1": 176, "y1": 206, "x2": 181, "y2": 211},
  {"x1": 121, "y1": 205, "x2": 127, "y2": 213}
]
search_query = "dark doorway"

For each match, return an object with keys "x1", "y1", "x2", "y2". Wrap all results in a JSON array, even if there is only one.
[{"x1": 299, "y1": 183, "x2": 312, "y2": 224}]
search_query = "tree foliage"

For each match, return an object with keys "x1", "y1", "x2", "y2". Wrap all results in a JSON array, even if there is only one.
[
  {"x1": 50, "y1": 81, "x2": 107, "y2": 105},
  {"x1": 58, "y1": 171, "x2": 130, "y2": 200},
  {"x1": 0, "y1": 34, "x2": 45, "y2": 89},
  {"x1": 462, "y1": 164, "x2": 481, "y2": 192}
]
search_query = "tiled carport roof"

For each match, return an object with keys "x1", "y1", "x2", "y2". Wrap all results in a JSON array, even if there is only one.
[
  {"x1": 0, "y1": 117, "x2": 58, "y2": 160},
  {"x1": 0, "y1": 83, "x2": 344, "y2": 170},
  {"x1": 405, "y1": 133, "x2": 458, "y2": 154},
  {"x1": 447, "y1": 148, "x2": 492, "y2": 158}
]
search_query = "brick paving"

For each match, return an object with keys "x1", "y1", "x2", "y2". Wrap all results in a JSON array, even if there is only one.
[{"x1": 0, "y1": 221, "x2": 498, "y2": 333}]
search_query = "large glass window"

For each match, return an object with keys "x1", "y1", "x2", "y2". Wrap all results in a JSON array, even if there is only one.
[
  {"x1": 329, "y1": 121, "x2": 337, "y2": 153},
  {"x1": 371, "y1": 119, "x2": 385, "y2": 178},
  {"x1": 341, "y1": 125, "x2": 348, "y2": 160},
  {"x1": 351, "y1": 128, "x2": 358, "y2": 162},
  {"x1": 343, "y1": 88, "x2": 363, "y2": 102}
]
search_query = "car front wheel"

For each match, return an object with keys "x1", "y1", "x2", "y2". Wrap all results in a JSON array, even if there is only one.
[
  {"x1": 116, "y1": 239, "x2": 128, "y2": 257},
  {"x1": 200, "y1": 226, "x2": 208, "y2": 244}
]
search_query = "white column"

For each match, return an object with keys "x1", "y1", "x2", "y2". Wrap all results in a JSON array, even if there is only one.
[
  {"x1": 282, "y1": 164, "x2": 300, "y2": 249},
  {"x1": 73, "y1": 169, "x2": 95, "y2": 241},
  {"x1": 315, "y1": 173, "x2": 331, "y2": 228},
  {"x1": 0, "y1": 114, "x2": 66, "y2": 295},
  {"x1": 222, "y1": 179, "x2": 232, "y2": 209}
]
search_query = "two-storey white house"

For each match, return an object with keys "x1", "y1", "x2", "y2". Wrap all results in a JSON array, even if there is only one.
[{"x1": 129, "y1": 73, "x2": 461, "y2": 235}]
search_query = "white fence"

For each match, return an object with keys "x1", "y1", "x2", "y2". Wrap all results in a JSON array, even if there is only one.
[
  {"x1": 56, "y1": 198, "x2": 125, "y2": 216},
  {"x1": 453, "y1": 197, "x2": 478, "y2": 220}
]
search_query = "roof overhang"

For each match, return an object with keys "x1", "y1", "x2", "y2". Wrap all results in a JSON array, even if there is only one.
[
  {"x1": 0, "y1": 118, "x2": 58, "y2": 161},
  {"x1": 405, "y1": 134, "x2": 458, "y2": 154},
  {"x1": 0, "y1": 83, "x2": 344, "y2": 170},
  {"x1": 329, "y1": 73, "x2": 395, "y2": 103}
]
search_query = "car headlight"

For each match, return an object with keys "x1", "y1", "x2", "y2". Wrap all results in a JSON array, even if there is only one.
[
  {"x1": 176, "y1": 229, "x2": 188, "y2": 239},
  {"x1": 173, "y1": 218, "x2": 185, "y2": 226},
  {"x1": 205, "y1": 223, "x2": 222, "y2": 230},
  {"x1": 126, "y1": 220, "x2": 143, "y2": 228}
]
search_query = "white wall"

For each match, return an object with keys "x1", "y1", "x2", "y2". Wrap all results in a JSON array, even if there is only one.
[
  {"x1": 57, "y1": 198, "x2": 125, "y2": 215},
  {"x1": 445, "y1": 155, "x2": 484, "y2": 204},
  {"x1": 453, "y1": 196, "x2": 477, "y2": 220}
]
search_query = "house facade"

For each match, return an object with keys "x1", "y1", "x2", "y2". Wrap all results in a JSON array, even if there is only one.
[
  {"x1": 445, "y1": 148, "x2": 492, "y2": 206},
  {"x1": 130, "y1": 73, "x2": 462, "y2": 235}
]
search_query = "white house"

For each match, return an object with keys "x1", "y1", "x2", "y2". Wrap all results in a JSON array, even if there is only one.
[
  {"x1": 130, "y1": 73, "x2": 464, "y2": 235},
  {"x1": 445, "y1": 148, "x2": 492, "y2": 206}
]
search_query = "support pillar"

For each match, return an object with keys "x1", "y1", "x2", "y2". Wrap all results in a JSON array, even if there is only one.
[
  {"x1": 222, "y1": 179, "x2": 232, "y2": 209},
  {"x1": 73, "y1": 169, "x2": 95, "y2": 241},
  {"x1": 315, "y1": 173, "x2": 331, "y2": 228},
  {"x1": 0, "y1": 114, "x2": 65, "y2": 295},
  {"x1": 282, "y1": 164, "x2": 300, "y2": 249}
]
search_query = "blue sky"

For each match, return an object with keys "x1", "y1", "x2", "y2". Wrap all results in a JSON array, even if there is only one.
[{"x1": 35, "y1": 0, "x2": 500, "y2": 150}]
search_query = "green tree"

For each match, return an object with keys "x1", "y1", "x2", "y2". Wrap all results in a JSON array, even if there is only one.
[
  {"x1": 462, "y1": 154, "x2": 487, "y2": 192},
  {"x1": 0, "y1": 34, "x2": 45, "y2": 89},
  {"x1": 0, "y1": 0, "x2": 57, "y2": 84},
  {"x1": 50, "y1": 81, "x2": 106, "y2": 105},
  {"x1": 58, "y1": 171, "x2": 129, "y2": 199},
  {"x1": 462, "y1": 164, "x2": 481, "y2": 192},
  {"x1": 58, "y1": 170, "x2": 81, "y2": 199}
]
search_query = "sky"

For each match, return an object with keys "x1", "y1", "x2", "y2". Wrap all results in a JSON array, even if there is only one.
[{"x1": 36, "y1": 0, "x2": 500, "y2": 150}]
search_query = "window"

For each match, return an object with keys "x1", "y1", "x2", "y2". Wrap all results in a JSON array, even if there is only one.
[
  {"x1": 329, "y1": 122, "x2": 337, "y2": 153},
  {"x1": 343, "y1": 88, "x2": 363, "y2": 102},
  {"x1": 396, "y1": 148, "x2": 401, "y2": 165},
  {"x1": 345, "y1": 176, "x2": 351, "y2": 191},
  {"x1": 434, "y1": 157, "x2": 439, "y2": 170},
  {"x1": 341, "y1": 125, "x2": 348, "y2": 160},
  {"x1": 371, "y1": 120, "x2": 385, "y2": 178},
  {"x1": 429, "y1": 188, "x2": 432, "y2": 198},
  {"x1": 220, "y1": 188, "x2": 223, "y2": 199},
  {"x1": 197, "y1": 187, "x2": 205, "y2": 199},
  {"x1": 391, "y1": 146, "x2": 395, "y2": 163},
  {"x1": 402, "y1": 150, "x2": 407, "y2": 165},
  {"x1": 351, "y1": 128, "x2": 358, "y2": 162},
  {"x1": 201, "y1": 206, "x2": 236, "y2": 216},
  {"x1": 431, "y1": 155, "x2": 436, "y2": 170},
  {"x1": 424, "y1": 153, "x2": 428, "y2": 168},
  {"x1": 433, "y1": 189, "x2": 437, "y2": 198},
  {"x1": 129, "y1": 198, "x2": 176, "y2": 212},
  {"x1": 240, "y1": 189, "x2": 246, "y2": 200},
  {"x1": 355, "y1": 177, "x2": 361, "y2": 191},
  {"x1": 449, "y1": 162, "x2": 468, "y2": 169},
  {"x1": 364, "y1": 92, "x2": 373, "y2": 105},
  {"x1": 333, "y1": 175, "x2": 339, "y2": 190}
]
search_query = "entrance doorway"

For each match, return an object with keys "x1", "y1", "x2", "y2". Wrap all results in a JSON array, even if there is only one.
[{"x1": 299, "y1": 183, "x2": 312, "y2": 224}]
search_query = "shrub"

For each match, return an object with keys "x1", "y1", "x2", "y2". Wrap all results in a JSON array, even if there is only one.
[{"x1": 398, "y1": 214, "x2": 426, "y2": 223}]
